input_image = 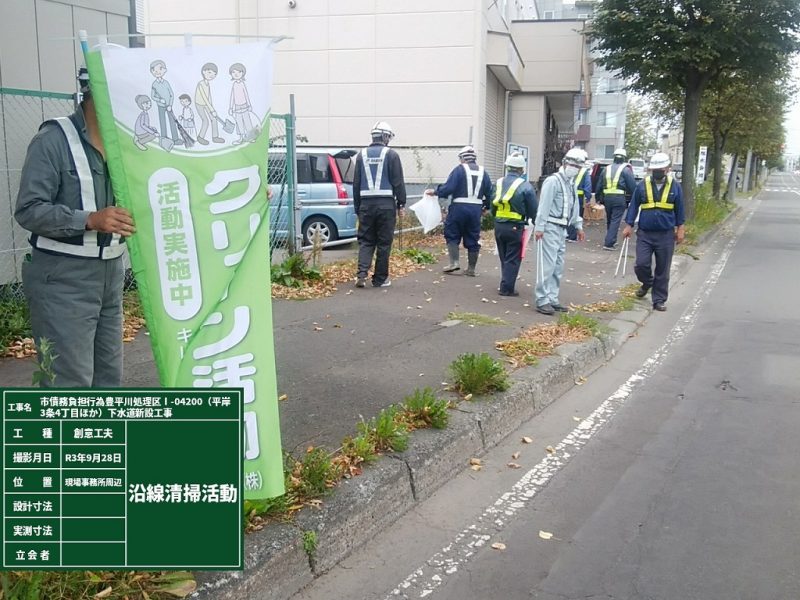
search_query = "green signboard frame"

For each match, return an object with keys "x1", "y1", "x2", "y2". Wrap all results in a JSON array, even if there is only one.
[{"x1": 0, "y1": 389, "x2": 243, "y2": 570}]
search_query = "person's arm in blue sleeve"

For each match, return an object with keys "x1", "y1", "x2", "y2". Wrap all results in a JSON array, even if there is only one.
[
  {"x1": 581, "y1": 171, "x2": 593, "y2": 201},
  {"x1": 622, "y1": 166, "x2": 636, "y2": 198},
  {"x1": 435, "y1": 166, "x2": 462, "y2": 198},
  {"x1": 673, "y1": 181, "x2": 685, "y2": 226},
  {"x1": 480, "y1": 171, "x2": 494, "y2": 210},
  {"x1": 353, "y1": 153, "x2": 362, "y2": 213},
  {"x1": 524, "y1": 185, "x2": 538, "y2": 223},
  {"x1": 595, "y1": 167, "x2": 605, "y2": 203},
  {"x1": 625, "y1": 184, "x2": 642, "y2": 226}
]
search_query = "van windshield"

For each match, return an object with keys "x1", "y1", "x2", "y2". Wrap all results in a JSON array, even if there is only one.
[{"x1": 630, "y1": 160, "x2": 645, "y2": 167}]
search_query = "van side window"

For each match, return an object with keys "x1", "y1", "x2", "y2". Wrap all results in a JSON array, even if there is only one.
[
  {"x1": 310, "y1": 154, "x2": 334, "y2": 183},
  {"x1": 296, "y1": 154, "x2": 312, "y2": 184}
]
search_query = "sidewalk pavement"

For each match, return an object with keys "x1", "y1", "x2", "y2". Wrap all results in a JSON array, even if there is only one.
[{"x1": 0, "y1": 219, "x2": 641, "y2": 454}]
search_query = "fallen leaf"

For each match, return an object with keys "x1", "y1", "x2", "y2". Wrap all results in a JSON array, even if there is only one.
[
  {"x1": 491, "y1": 542, "x2": 506, "y2": 550},
  {"x1": 95, "y1": 588, "x2": 113, "y2": 599},
  {"x1": 469, "y1": 458, "x2": 482, "y2": 466},
  {"x1": 572, "y1": 416, "x2": 581, "y2": 422},
  {"x1": 278, "y1": 394, "x2": 288, "y2": 402},
  {"x1": 511, "y1": 451, "x2": 521, "y2": 460},
  {"x1": 545, "y1": 445, "x2": 556, "y2": 454},
  {"x1": 333, "y1": 323, "x2": 343, "y2": 328},
  {"x1": 464, "y1": 393, "x2": 473, "y2": 401},
  {"x1": 575, "y1": 376, "x2": 587, "y2": 385},
  {"x1": 507, "y1": 462, "x2": 521, "y2": 469},
  {"x1": 538, "y1": 530, "x2": 554, "y2": 540},
  {"x1": 522, "y1": 436, "x2": 533, "y2": 444},
  {"x1": 313, "y1": 326, "x2": 323, "y2": 332},
  {"x1": 426, "y1": 297, "x2": 433, "y2": 302},
  {"x1": 481, "y1": 297, "x2": 489, "y2": 303},
  {"x1": 470, "y1": 464, "x2": 483, "y2": 471}
]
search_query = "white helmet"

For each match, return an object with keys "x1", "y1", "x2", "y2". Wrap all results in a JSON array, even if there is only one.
[
  {"x1": 564, "y1": 148, "x2": 586, "y2": 166},
  {"x1": 458, "y1": 145, "x2": 477, "y2": 162},
  {"x1": 504, "y1": 153, "x2": 527, "y2": 170},
  {"x1": 649, "y1": 152, "x2": 671, "y2": 170},
  {"x1": 371, "y1": 121, "x2": 395, "y2": 142},
  {"x1": 613, "y1": 148, "x2": 627, "y2": 158}
]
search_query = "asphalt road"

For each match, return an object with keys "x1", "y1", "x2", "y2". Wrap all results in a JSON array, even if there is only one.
[{"x1": 293, "y1": 172, "x2": 800, "y2": 600}]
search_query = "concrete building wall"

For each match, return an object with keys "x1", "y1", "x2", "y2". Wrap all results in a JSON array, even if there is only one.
[{"x1": 508, "y1": 93, "x2": 546, "y2": 179}]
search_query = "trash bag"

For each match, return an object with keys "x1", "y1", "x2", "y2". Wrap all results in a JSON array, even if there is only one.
[{"x1": 409, "y1": 193, "x2": 443, "y2": 233}]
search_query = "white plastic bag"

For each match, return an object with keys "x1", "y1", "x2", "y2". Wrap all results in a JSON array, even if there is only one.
[{"x1": 410, "y1": 193, "x2": 443, "y2": 233}]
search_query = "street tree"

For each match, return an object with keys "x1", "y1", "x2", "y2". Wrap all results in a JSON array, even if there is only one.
[
  {"x1": 590, "y1": 0, "x2": 800, "y2": 216},
  {"x1": 623, "y1": 99, "x2": 657, "y2": 159}
]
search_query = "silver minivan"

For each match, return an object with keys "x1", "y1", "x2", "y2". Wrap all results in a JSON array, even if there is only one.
[
  {"x1": 629, "y1": 158, "x2": 646, "y2": 180},
  {"x1": 268, "y1": 148, "x2": 358, "y2": 246}
]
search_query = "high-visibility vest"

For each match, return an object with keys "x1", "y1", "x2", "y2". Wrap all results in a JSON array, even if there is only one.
[
  {"x1": 575, "y1": 167, "x2": 588, "y2": 197},
  {"x1": 641, "y1": 175, "x2": 675, "y2": 210},
  {"x1": 31, "y1": 117, "x2": 124, "y2": 260},
  {"x1": 603, "y1": 163, "x2": 626, "y2": 195},
  {"x1": 493, "y1": 176, "x2": 526, "y2": 221},
  {"x1": 359, "y1": 146, "x2": 393, "y2": 197},
  {"x1": 453, "y1": 163, "x2": 486, "y2": 205}
]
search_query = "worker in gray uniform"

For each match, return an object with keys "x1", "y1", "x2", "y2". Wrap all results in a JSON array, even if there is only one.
[{"x1": 15, "y1": 67, "x2": 135, "y2": 387}]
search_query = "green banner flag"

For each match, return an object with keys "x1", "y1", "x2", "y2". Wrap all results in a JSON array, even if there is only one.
[{"x1": 85, "y1": 41, "x2": 283, "y2": 499}]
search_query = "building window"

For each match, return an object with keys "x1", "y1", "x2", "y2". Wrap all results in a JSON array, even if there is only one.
[
  {"x1": 603, "y1": 145, "x2": 616, "y2": 159},
  {"x1": 578, "y1": 109, "x2": 587, "y2": 124},
  {"x1": 597, "y1": 111, "x2": 616, "y2": 127},
  {"x1": 577, "y1": 13, "x2": 589, "y2": 19},
  {"x1": 544, "y1": 10, "x2": 554, "y2": 19}
]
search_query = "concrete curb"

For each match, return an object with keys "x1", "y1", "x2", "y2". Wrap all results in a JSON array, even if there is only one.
[{"x1": 193, "y1": 222, "x2": 710, "y2": 600}]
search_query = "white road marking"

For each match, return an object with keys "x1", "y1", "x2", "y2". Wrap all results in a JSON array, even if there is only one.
[{"x1": 385, "y1": 200, "x2": 760, "y2": 599}]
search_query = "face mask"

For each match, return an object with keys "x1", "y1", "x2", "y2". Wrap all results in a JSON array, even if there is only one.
[
  {"x1": 564, "y1": 165, "x2": 580, "y2": 179},
  {"x1": 652, "y1": 169, "x2": 666, "y2": 181}
]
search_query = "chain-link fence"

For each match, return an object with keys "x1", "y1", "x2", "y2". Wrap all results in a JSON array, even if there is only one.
[
  {"x1": 266, "y1": 112, "x2": 298, "y2": 261},
  {"x1": 0, "y1": 88, "x2": 78, "y2": 300}
]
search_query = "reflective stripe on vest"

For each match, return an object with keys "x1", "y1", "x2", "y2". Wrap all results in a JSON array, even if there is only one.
[
  {"x1": 453, "y1": 163, "x2": 485, "y2": 205},
  {"x1": 641, "y1": 175, "x2": 675, "y2": 210},
  {"x1": 360, "y1": 146, "x2": 392, "y2": 197},
  {"x1": 604, "y1": 163, "x2": 626, "y2": 195},
  {"x1": 32, "y1": 117, "x2": 124, "y2": 260},
  {"x1": 575, "y1": 167, "x2": 588, "y2": 197},
  {"x1": 546, "y1": 172, "x2": 573, "y2": 226},
  {"x1": 492, "y1": 176, "x2": 525, "y2": 220}
]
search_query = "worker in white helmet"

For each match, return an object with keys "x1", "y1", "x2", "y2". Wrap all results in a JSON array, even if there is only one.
[
  {"x1": 426, "y1": 145, "x2": 494, "y2": 276},
  {"x1": 567, "y1": 148, "x2": 592, "y2": 242},
  {"x1": 595, "y1": 147, "x2": 636, "y2": 250},
  {"x1": 353, "y1": 121, "x2": 407, "y2": 288},
  {"x1": 492, "y1": 153, "x2": 537, "y2": 296},
  {"x1": 622, "y1": 152, "x2": 685, "y2": 312},
  {"x1": 533, "y1": 148, "x2": 585, "y2": 315}
]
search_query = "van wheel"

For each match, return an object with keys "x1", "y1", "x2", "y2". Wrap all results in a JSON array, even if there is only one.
[{"x1": 303, "y1": 216, "x2": 338, "y2": 246}]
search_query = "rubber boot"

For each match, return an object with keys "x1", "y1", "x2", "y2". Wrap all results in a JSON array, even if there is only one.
[
  {"x1": 464, "y1": 250, "x2": 479, "y2": 277},
  {"x1": 443, "y1": 243, "x2": 461, "y2": 273}
]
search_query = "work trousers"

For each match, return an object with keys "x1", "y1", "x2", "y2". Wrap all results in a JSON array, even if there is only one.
[
  {"x1": 535, "y1": 221, "x2": 567, "y2": 308},
  {"x1": 494, "y1": 221, "x2": 525, "y2": 294},
  {"x1": 444, "y1": 202, "x2": 482, "y2": 252},
  {"x1": 634, "y1": 228, "x2": 675, "y2": 306},
  {"x1": 603, "y1": 196, "x2": 627, "y2": 248},
  {"x1": 22, "y1": 249, "x2": 124, "y2": 387},
  {"x1": 357, "y1": 200, "x2": 397, "y2": 285},
  {"x1": 157, "y1": 105, "x2": 180, "y2": 142}
]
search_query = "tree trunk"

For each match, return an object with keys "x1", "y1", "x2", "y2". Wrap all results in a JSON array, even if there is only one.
[
  {"x1": 681, "y1": 73, "x2": 707, "y2": 219},
  {"x1": 725, "y1": 153, "x2": 738, "y2": 202},
  {"x1": 712, "y1": 126, "x2": 724, "y2": 201}
]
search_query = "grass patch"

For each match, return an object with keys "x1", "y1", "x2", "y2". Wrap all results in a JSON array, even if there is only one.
[
  {"x1": 291, "y1": 447, "x2": 340, "y2": 499},
  {"x1": 400, "y1": 387, "x2": 450, "y2": 430},
  {"x1": 497, "y1": 314, "x2": 602, "y2": 368},
  {"x1": 683, "y1": 183, "x2": 733, "y2": 246},
  {"x1": 302, "y1": 530, "x2": 318, "y2": 564},
  {"x1": 575, "y1": 284, "x2": 638, "y2": 313},
  {"x1": 449, "y1": 352, "x2": 510, "y2": 396},
  {"x1": 271, "y1": 252, "x2": 323, "y2": 288},
  {"x1": 447, "y1": 311, "x2": 509, "y2": 326},
  {"x1": 400, "y1": 247, "x2": 437, "y2": 264},
  {"x1": 0, "y1": 570, "x2": 197, "y2": 599},
  {"x1": 0, "y1": 296, "x2": 31, "y2": 354},
  {"x1": 123, "y1": 289, "x2": 146, "y2": 341},
  {"x1": 357, "y1": 406, "x2": 409, "y2": 453}
]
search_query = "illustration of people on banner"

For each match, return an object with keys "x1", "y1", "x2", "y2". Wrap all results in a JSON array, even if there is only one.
[{"x1": 86, "y1": 39, "x2": 282, "y2": 500}]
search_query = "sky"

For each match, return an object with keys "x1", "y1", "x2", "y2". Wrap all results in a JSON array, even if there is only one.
[{"x1": 784, "y1": 57, "x2": 800, "y2": 157}]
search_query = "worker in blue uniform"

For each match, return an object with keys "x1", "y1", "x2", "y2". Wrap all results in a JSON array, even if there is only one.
[
  {"x1": 595, "y1": 148, "x2": 636, "y2": 250},
  {"x1": 426, "y1": 146, "x2": 493, "y2": 276},
  {"x1": 622, "y1": 152, "x2": 685, "y2": 312},
  {"x1": 492, "y1": 153, "x2": 537, "y2": 296}
]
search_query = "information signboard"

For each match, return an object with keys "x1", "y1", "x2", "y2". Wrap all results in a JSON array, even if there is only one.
[{"x1": 0, "y1": 389, "x2": 243, "y2": 570}]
